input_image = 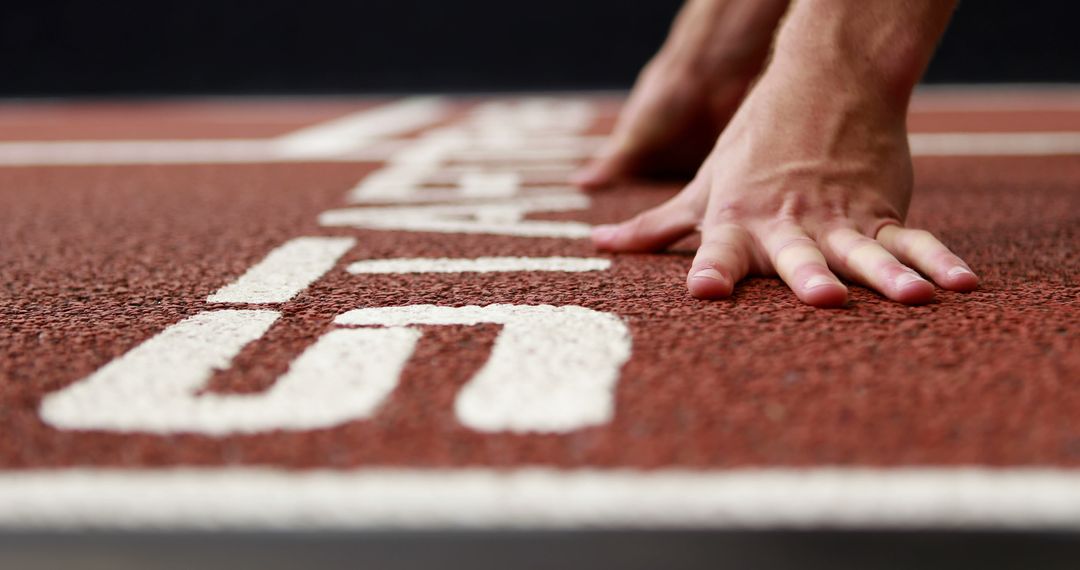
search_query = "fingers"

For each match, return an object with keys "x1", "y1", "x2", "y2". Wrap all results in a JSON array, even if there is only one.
[
  {"x1": 571, "y1": 148, "x2": 634, "y2": 190},
  {"x1": 686, "y1": 224, "x2": 753, "y2": 299},
  {"x1": 572, "y1": 103, "x2": 655, "y2": 190},
  {"x1": 875, "y1": 225, "x2": 978, "y2": 292},
  {"x1": 571, "y1": 79, "x2": 677, "y2": 189},
  {"x1": 592, "y1": 187, "x2": 701, "y2": 253},
  {"x1": 760, "y1": 224, "x2": 849, "y2": 307},
  {"x1": 819, "y1": 227, "x2": 935, "y2": 304}
]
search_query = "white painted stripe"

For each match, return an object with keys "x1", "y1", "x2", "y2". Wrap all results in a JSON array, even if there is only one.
[
  {"x1": 449, "y1": 146, "x2": 596, "y2": 163},
  {"x1": 422, "y1": 133, "x2": 606, "y2": 152},
  {"x1": 0, "y1": 138, "x2": 413, "y2": 166},
  {"x1": 319, "y1": 195, "x2": 592, "y2": 238},
  {"x1": 2, "y1": 467, "x2": 1080, "y2": 530},
  {"x1": 43, "y1": 323, "x2": 420, "y2": 435},
  {"x1": 424, "y1": 166, "x2": 579, "y2": 186},
  {"x1": 8, "y1": 131, "x2": 1073, "y2": 168},
  {"x1": 460, "y1": 171, "x2": 521, "y2": 197},
  {"x1": 274, "y1": 97, "x2": 449, "y2": 158},
  {"x1": 346, "y1": 164, "x2": 433, "y2": 202},
  {"x1": 335, "y1": 304, "x2": 631, "y2": 432},
  {"x1": 349, "y1": 185, "x2": 580, "y2": 205},
  {"x1": 346, "y1": 256, "x2": 610, "y2": 274},
  {"x1": 469, "y1": 99, "x2": 595, "y2": 133},
  {"x1": 0, "y1": 139, "x2": 277, "y2": 166},
  {"x1": 39, "y1": 309, "x2": 281, "y2": 432},
  {"x1": 909, "y1": 131, "x2": 1080, "y2": 156},
  {"x1": 207, "y1": 237, "x2": 356, "y2": 304}
]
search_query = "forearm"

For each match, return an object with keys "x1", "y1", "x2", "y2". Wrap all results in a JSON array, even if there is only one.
[
  {"x1": 658, "y1": 0, "x2": 791, "y2": 78},
  {"x1": 772, "y1": 0, "x2": 958, "y2": 111}
]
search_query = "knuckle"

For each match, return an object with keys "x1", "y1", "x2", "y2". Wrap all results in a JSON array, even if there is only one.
[
  {"x1": 845, "y1": 235, "x2": 879, "y2": 255},
  {"x1": 705, "y1": 222, "x2": 751, "y2": 241},
  {"x1": 776, "y1": 236, "x2": 816, "y2": 254},
  {"x1": 906, "y1": 228, "x2": 934, "y2": 244},
  {"x1": 625, "y1": 212, "x2": 653, "y2": 234}
]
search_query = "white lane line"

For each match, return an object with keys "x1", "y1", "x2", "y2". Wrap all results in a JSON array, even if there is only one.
[
  {"x1": 337, "y1": 304, "x2": 631, "y2": 433},
  {"x1": 319, "y1": 195, "x2": 593, "y2": 239},
  {"x1": 2, "y1": 467, "x2": 1079, "y2": 530},
  {"x1": 207, "y1": 237, "x2": 356, "y2": 304},
  {"x1": 0, "y1": 139, "x2": 278, "y2": 166},
  {"x1": 39, "y1": 310, "x2": 281, "y2": 433},
  {"x1": 3, "y1": 131, "x2": 1079, "y2": 167},
  {"x1": 909, "y1": 131, "x2": 1080, "y2": 156},
  {"x1": 346, "y1": 257, "x2": 611, "y2": 274},
  {"x1": 0, "y1": 98, "x2": 450, "y2": 166},
  {"x1": 273, "y1": 97, "x2": 450, "y2": 158}
]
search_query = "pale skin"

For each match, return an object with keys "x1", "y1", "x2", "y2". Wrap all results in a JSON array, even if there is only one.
[{"x1": 575, "y1": 0, "x2": 978, "y2": 307}]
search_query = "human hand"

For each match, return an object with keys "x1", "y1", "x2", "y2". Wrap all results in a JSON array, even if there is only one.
[
  {"x1": 572, "y1": 0, "x2": 789, "y2": 188},
  {"x1": 590, "y1": 65, "x2": 978, "y2": 307}
]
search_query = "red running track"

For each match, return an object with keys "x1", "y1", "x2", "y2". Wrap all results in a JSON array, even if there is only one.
[{"x1": 0, "y1": 90, "x2": 1077, "y2": 530}]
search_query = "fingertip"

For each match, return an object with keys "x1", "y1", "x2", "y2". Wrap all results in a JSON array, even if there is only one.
[
  {"x1": 893, "y1": 272, "x2": 936, "y2": 305},
  {"x1": 800, "y1": 279, "x2": 849, "y2": 308},
  {"x1": 797, "y1": 275, "x2": 848, "y2": 307},
  {"x1": 942, "y1": 266, "x2": 979, "y2": 292},
  {"x1": 590, "y1": 224, "x2": 620, "y2": 250},
  {"x1": 687, "y1": 267, "x2": 735, "y2": 299},
  {"x1": 571, "y1": 162, "x2": 614, "y2": 190}
]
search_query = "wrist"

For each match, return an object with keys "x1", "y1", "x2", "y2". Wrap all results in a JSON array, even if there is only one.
[
  {"x1": 771, "y1": 0, "x2": 955, "y2": 114},
  {"x1": 656, "y1": 0, "x2": 788, "y2": 85}
]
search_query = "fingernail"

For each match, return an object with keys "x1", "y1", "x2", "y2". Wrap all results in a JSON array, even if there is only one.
[
  {"x1": 591, "y1": 224, "x2": 619, "y2": 242},
  {"x1": 947, "y1": 266, "x2": 975, "y2": 279},
  {"x1": 691, "y1": 268, "x2": 727, "y2": 282},
  {"x1": 896, "y1": 271, "x2": 928, "y2": 288},
  {"x1": 804, "y1": 275, "x2": 837, "y2": 290}
]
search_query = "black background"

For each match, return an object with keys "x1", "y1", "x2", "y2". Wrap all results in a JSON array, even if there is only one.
[{"x1": 2, "y1": 0, "x2": 1077, "y2": 97}]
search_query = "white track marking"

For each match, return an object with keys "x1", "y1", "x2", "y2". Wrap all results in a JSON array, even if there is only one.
[
  {"x1": 347, "y1": 155, "x2": 579, "y2": 204},
  {"x1": 425, "y1": 165, "x2": 579, "y2": 186},
  {"x1": 182, "y1": 327, "x2": 419, "y2": 433},
  {"x1": 350, "y1": 185, "x2": 580, "y2": 205},
  {"x1": 40, "y1": 310, "x2": 280, "y2": 432},
  {"x1": 0, "y1": 139, "x2": 277, "y2": 166},
  {"x1": 273, "y1": 97, "x2": 449, "y2": 158},
  {"x1": 449, "y1": 147, "x2": 596, "y2": 163},
  {"x1": 460, "y1": 171, "x2": 521, "y2": 197},
  {"x1": 4, "y1": 131, "x2": 1079, "y2": 167},
  {"x1": 909, "y1": 132, "x2": 1080, "y2": 156},
  {"x1": 346, "y1": 257, "x2": 610, "y2": 274},
  {"x1": 347, "y1": 164, "x2": 434, "y2": 202},
  {"x1": 207, "y1": 237, "x2": 356, "y2": 304},
  {"x1": 2, "y1": 467, "x2": 1080, "y2": 530},
  {"x1": 319, "y1": 195, "x2": 592, "y2": 238},
  {"x1": 0, "y1": 98, "x2": 450, "y2": 166},
  {"x1": 40, "y1": 316, "x2": 420, "y2": 435},
  {"x1": 336, "y1": 304, "x2": 631, "y2": 432},
  {"x1": 469, "y1": 99, "x2": 595, "y2": 133}
]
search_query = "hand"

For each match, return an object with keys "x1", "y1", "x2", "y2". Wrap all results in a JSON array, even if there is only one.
[
  {"x1": 590, "y1": 66, "x2": 978, "y2": 307},
  {"x1": 570, "y1": 56, "x2": 749, "y2": 187},
  {"x1": 572, "y1": 0, "x2": 789, "y2": 188}
]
